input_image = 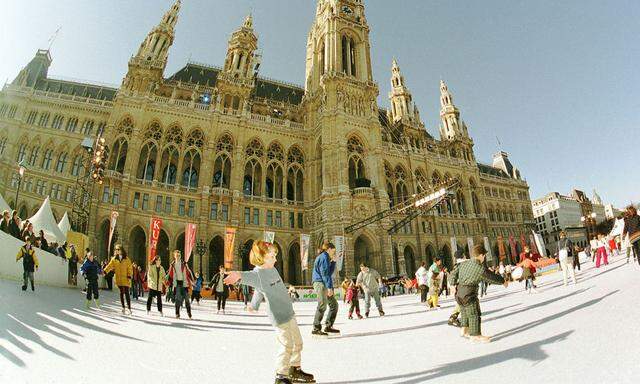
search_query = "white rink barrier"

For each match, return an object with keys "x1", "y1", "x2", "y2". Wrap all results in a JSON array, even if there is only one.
[{"x1": 0, "y1": 231, "x2": 71, "y2": 288}]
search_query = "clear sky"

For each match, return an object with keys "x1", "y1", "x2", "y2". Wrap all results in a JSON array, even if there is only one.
[{"x1": 2, "y1": 0, "x2": 638, "y2": 208}]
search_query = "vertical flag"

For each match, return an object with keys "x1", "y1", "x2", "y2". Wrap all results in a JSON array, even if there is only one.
[
  {"x1": 520, "y1": 233, "x2": 527, "y2": 250},
  {"x1": 529, "y1": 233, "x2": 539, "y2": 255},
  {"x1": 450, "y1": 237, "x2": 458, "y2": 258},
  {"x1": 264, "y1": 231, "x2": 275, "y2": 244},
  {"x1": 184, "y1": 223, "x2": 197, "y2": 262},
  {"x1": 509, "y1": 235, "x2": 518, "y2": 260},
  {"x1": 300, "y1": 234, "x2": 310, "y2": 271},
  {"x1": 224, "y1": 227, "x2": 236, "y2": 269},
  {"x1": 483, "y1": 237, "x2": 493, "y2": 263},
  {"x1": 107, "y1": 211, "x2": 119, "y2": 256},
  {"x1": 497, "y1": 235, "x2": 506, "y2": 261},
  {"x1": 334, "y1": 235, "x2": 345, "y2": 271},
  {"x1": 149, "y1": 217, "x2": 163, "y2": 263}
]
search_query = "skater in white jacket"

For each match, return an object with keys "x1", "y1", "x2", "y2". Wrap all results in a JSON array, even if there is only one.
[{"x1": 415, "y1": 261, "x2": 429, "y2": 303}]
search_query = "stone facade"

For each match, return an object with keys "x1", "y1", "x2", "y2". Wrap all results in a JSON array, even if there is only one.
[{"x1": 0, "y1": 0, "x2": 534, "y2": 282}]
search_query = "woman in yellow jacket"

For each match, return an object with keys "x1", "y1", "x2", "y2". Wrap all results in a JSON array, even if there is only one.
[{"x1": 103, "y1": 244, "x2": 133, "y2": 314}]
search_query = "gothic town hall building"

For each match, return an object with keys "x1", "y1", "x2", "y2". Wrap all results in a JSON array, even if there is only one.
[{"x1": 0, "y1": 0, "x2": 535, "y2": 282}]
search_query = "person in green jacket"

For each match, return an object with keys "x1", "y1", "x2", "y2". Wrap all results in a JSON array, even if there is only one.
[{"x1": 451, "y1": 244, "x2": 508, "y2": 343}]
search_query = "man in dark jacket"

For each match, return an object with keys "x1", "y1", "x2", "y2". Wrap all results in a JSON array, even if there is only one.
[
  {"x1": 0, "y1": 210, "x2": 10, "y2": 234},
  {"x1": 623, "y1": 206, "x2": 640, "y2": 265},
  {"x1": 9, "y1": 211, "x2": 21, "y2": 239},
  {"x1": 311, "y1": 243, "x2": 338, "y2": 337},
  {"x1": 16, "y1": 236, "x2": 39, "y2": 291}
]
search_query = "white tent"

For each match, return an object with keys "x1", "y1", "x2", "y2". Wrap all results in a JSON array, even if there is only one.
[
  {"x1": 0, "y1": 192, "x2": 11, "y2": 213},
  {"x1": 28, "y1": 196, "x2": 67, "y2": 243},
  {"x1": 58, "y1": 211, "x2": 71, "y2": 238}
]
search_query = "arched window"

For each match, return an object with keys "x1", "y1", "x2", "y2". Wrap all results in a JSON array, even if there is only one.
[
  {"x1": 181, "y1": 149, "x2": 200, "y2": 188},
  {"x1": 41, "y1": 149, "x2": 54, "y2": 170},
  {"x1": 415, "y1": 168, "x2": 428, "y2": 193},
  {"x1": 116, "y1": 117, "x2": 134, "y2": 137},
  {"x1": 28, "y1": 146, "x2": 40, "y2": 166},
  {"x1": 71, "y1": 155, "x2": 83, "y2": 176},
  {"x1": 347, "y1": 136, "x2": 366, "y2": 189},
  {"x1": 456, "y1": 190, "x2": 466, "y2": 215},
  {"x1": 108, "y1": 137, "x2": 128, "y2": 173},
  {"x1": 244, "y1": 159, "x2": 262, "y2": 196},
  {"x1": 17, "y1": 144, "x2": 27, "y2": 162},
  {"x1": 137, "y1": 142, "x2": 158, "y2": 181},
  {"x1": 160, "y1": 146, "x2": 180, "y2": 185},
  {"x1": 341, "y1": 35, "x2": 349, "y2": 75},
  {"x1": 319, "y1": 42, "x2": 325, "y2": 75},
  {"x1": 266, "y1": 162, "x2": 284, "y2": 199},
  {"x1": 350, "y1": 38, "x2": 357, "y2": 77},
  {"x1": 213, "y1": 134, "x2": 233, "y2": 189},
  {"x1": 384, "y1": 162, "x2": 395, "y2": 206},
  {"x1": 394, "y1": 165, "x2": 408, "y2": 204},
  {"x1": 287, "y1": 166, "x2": 304, "y2": 202},
  {"x1": 55, "y1": 152, "x2": 68, "y2": 173}
]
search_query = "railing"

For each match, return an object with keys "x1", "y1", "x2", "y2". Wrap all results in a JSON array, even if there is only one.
[
  {"x1": 352, "y1": 187, "x2": 374, "y2": 197},
  {"x1": 211, "y1": 187, "x2": 231, "y2": 197},
  {"x1": 31, "y1": 89, "x2": 113, "y2": 107}
]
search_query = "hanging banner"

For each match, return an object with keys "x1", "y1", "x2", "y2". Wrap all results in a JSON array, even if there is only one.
[
  {"x1": 264, "y1": 231, "x2": 275, "y2": 244},
  {"x1": 149, "y1": 217, "x2": 163, "y2": 263},
  {"x1": 300, "y1": 234, "x2": 310, "y2": 271},
  {"x1": 450, "y1": 237, "x2": 458, "y2": 258},
  {"x1": 497, "y1": 235, "x2": 506, "y2": 261},
  {"x1": 184, "y1": 223, "x2": 197, "y2": 262},
  {"x1": 107, "y1": 211, "x2": 119, "y2": 256},
  {"x1": 509, "y1": 235, "x2": 518, "y2": 261},
  {"x1": 334, "y1": 235, "x2": 345, "y2": 271},
  {"x1": 533, "y1": 231, "x2": 547, "y2": 257},
  {"x1": 520, "y1": 233, "x2": 528, "y2": 250},
  {"x1": 483, "y1": 237, "x2": 493, "y2": 263},
  {"x1": 466, "y1": 237, "x2": 475, "y2": 257},
  {"x1": 529, "y1": 233, "x2": 539, "y2": 255},
  {"x1": 224, "y1": 227, "x2": 236, "y2": 269}
]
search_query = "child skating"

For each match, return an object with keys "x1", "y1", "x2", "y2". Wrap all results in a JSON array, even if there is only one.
[
  {"x1": 224, "y1": 240, "x2": 315, "y2": 384},
  {"x1": 346, "y1": 279, "x2": 363, "y2": 319},
  {"x1": 80, "y1": 251, "x2": 103, "y2": 308},
  {"x1": 16, "y1": 236, "x2": 38, "y2": 291},
  {"x1": 427, "y1": 258, "x2": 443, "y2": 309}
]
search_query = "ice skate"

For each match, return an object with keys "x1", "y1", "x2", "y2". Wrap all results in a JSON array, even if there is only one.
[
  {"x1": 470, "y1": 335, "x2": 491, "y2": 343},
  {"x1": 448, "y1": 316, "x2": 461, "y2": 327},
  {"x1": 121, "y1": 308, "x2": 126, "y2": 315},
  {"x1": 311, "y1": 328, "x2": 328, "y2": 338},
  {"x1": 379, "y1": 309, "x2": 385, "y2": 316},
  {"x1": 274, "y1": 374, "x2": 292, "y2": 384},
  {"x1": 324, "y1": 326, "x2": 340, "y2": 335},
  {"x1": 289, "y1": 367, "x2": 315, "y2": 383}
]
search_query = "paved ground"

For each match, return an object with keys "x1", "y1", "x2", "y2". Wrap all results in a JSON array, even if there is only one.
[{"x1": 1, "y1": 256, "x2": 639, "y2": 384}]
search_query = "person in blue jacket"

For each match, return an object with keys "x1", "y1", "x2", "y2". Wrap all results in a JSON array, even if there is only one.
[
  {"x1": 80, "y1": 251, "x2": 103, "y2": 309},
  {"x1": 191, "y1": 271, "x2": 204, "y2": 304},
  {"x1": 311, "y1": 243, "x2": 339, "y2": 337}
]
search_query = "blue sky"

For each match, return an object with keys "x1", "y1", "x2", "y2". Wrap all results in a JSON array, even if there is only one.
[{"x1": 2, "y1": 0, "x2": 638, "y2": 207}]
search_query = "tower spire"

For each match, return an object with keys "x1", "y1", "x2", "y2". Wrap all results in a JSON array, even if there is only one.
[
  {"x1": 439, "y1": 79, "x2": 465, "y2": 140},
  {"x1": 388, "y1": 58, "x2": 419, "y2": 124},
  {"x1": 134, "y1": 0, "x2": 181, "y2": 63}
]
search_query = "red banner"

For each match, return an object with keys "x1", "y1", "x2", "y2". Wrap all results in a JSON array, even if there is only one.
[
  {"x1": 529, "y1": 233, "x2": 539, "y2": 254},
  {"x1": 108, "y1": 211, "x2": 119, "y2": 256},
  {"x1": 520, "y1": 233, "x2": 527, "y2": 250},
  {"x1": 184, "y1": 223, "x2": 197, "y2": 262},
  {"x1": 224, "y1": 227, "x2": 236, "y2": 270},
  {"x1": 509, "y1": 235, "x2": 518, "y2": 260},
  {"x1": 149, "y1": 217, "x2": 163, "y2": 264},
  {"x1": 497, "y1": 235, "x2": 506, "y2": 261}
]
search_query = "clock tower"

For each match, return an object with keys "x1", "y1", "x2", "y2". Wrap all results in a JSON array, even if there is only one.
[{"x1": 304, "y1": 0, "x2": 391, "y2": 276}]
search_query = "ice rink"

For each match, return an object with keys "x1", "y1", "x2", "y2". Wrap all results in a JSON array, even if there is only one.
[{"x1": 1, "y1": 256, "x2": 639, "y2": 384}]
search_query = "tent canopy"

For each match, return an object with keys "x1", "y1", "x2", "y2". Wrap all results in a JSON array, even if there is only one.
[
  {"x1": 0, "y1": 193, "x2": 11, "y2": 213},
  {"x1": 28, "y1": 197, "x2": 66, "y2": 243},
  {"x1": 58, "y1": 211, "x2": 71, "y2": 238}
]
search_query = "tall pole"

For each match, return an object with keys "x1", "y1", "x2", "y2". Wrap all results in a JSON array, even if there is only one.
[{"x1": 14, "y1": 177, "x2": 21, "y2": 210}]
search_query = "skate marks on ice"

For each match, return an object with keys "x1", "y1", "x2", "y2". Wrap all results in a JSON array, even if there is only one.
[
  {"x1": 490, "y1": 290, "x2": 619, "y2": 342},
  {"x1": 323, "y1": 331, "x2": 574, "y2": 384}
]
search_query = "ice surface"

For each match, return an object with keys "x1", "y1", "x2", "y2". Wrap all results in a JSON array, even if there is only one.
[{"x1": 1, "y1": 257, "x2": 639, "y2": 384}]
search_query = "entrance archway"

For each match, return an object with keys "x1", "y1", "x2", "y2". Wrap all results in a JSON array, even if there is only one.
[
  {"x1": 404, "y1": 245, "x2": 416, "y2": 277},
  {"x1": 288, "y1": 242, "x2": 301, "y2": 285},
  {"x1": 157, "y1": 229, "x2": 170, "y2": 267},
  {"x1": 129, "y1": 226, "x2": 146, "y2": 267},
  {"x1": 425, "y1": 244, "x2": 436, "y2": 266},
  {"x1": 208, "y1": 236, "x2": 224, "y2": 280},
  {"x1": 240, "y1": 240, "x2": 254, "y2": 271},
  {"x1": 274, "y1": 242, "x2": 284, "y2": 278},
  {"x1": 440, "y1": 244, "x2": 453, "y2": 271},
  {"x1": 354, "y1": 235, "x2": 373, "y2": 271}
]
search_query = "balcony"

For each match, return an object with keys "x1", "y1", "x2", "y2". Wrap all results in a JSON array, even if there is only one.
[{"x1": 352, "y1": 187, "x2": 374, "y2": 198}]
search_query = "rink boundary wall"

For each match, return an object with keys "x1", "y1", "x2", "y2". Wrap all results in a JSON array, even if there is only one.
[{"x1": 0, "y1": 232, "x2": 71, "y2": 288}]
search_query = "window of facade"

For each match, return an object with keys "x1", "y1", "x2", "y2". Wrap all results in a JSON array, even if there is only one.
[
  {"x1": 112, "y1": 188, "x2": 120, "y2": 205},
  {"x1": 289, "y1": 212, "x2": 295, "y2": 229},
  {"x1": 267, "y1": 210, "x2": 273, "y2": 226},
  {"x1": 102, "y1": 186, "x2": 110, "y2": 203},
  {"x1": 155, "y1": 196, "x2": 163, "y2": 213},
  {"x1": 178, "y1": 199, "x2": 186, "y2": 216},
  {"x1": 275, "y1": 211, "x2": 282, "y2": 227},
  {"x1": 26, "y1": 111, "x2": 38, "y2": 125},
  {"x1": 297, "y1": 212, "x2": 303, "y2": 229},
  {"x1": 142, "y1": 193, "x2": 149, "y2": 210},
  {"x1": 221, "y1": 204, "x2": 229, "y2": 221},
  {"x1": 133, "y1": 192, "x2": 140, "y2": 209},
  {"x1": 165, "y1": 197, "x2": 172, "y2": 214},
  {"x1": 253, "y1": 208, "x2": 260, "y2": 225},
  {"x1": 210, "y1": 202, "x2": 218, "y2": 220},
  {"x1": 244, "y1": 207, "x2": 251, "y2": 224},
  {"x1": 188, "y1": 200, "x2": 195, "y2": 217}
]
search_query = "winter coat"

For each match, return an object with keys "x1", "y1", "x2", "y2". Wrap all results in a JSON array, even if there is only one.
[
  {"x1": 146, "y1": 264, "x2": 166, "y2": 291},
  {"x1": 210, "y1": 272, "x2": 230, "y2": 297},
  {"x1": 9, "y1": 219, "x2": 21, "y2": 239},
  {"x1": 346, "y1": 285, "x2": 359, "y2": 303},
  {"x1": 167, "y1": 260, "x2": 194, "y2": 288},
  {"x1": 193, "y1": 276, "x2": 204, "y2": 292},
  {"x1": 103, "y1": 256, "x2": 134, "y2": 287},
  {"x1": 16, "y1": 245, "x2": 39, "y2": 272},
  {"x1": 623, "y1": 215, "x2": 640, "y2": 238},
  {"x1": 0, "y1": 218, "x2": 10, "y2": 233},
  {"x1": 415, "y1": 266, "x2": 429, "y2": 286},
  {"x1": 80, "y1": 259, "x2": 102, "y2": 282}
]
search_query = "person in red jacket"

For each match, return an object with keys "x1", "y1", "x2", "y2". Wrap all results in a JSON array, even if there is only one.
[{"x1": 518, "y1": 246, "x2": 539, "y2": 293}]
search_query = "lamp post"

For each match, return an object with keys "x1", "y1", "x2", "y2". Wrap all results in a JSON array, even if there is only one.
[
  {"x1": 195, "y1": 239, "x2": 206, "y2": 275},
  {"x1": 14, "y1": 160, "x2": 26, "y2": 211}
]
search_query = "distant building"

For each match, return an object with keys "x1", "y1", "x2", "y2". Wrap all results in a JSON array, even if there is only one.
[{"x1": 532, "y1": 189, "x2": 606, "y2": 254}]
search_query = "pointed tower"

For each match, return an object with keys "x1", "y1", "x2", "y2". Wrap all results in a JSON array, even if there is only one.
[
  {"x1": 592, "y1": 189, "x2": 603, "y2": 206},
  {"x1": 439, "y1": 80, "x2": 465, "y2": 140},
  {"x1": 388, "y1": 58, "x2": 419, "y2": 124},
  {"x1": 11, "y1": 49, "x2": 52, "y2": 87},
  {"x1": 122, "y1": 0, "x2": 181, "y2": 93},
  {"x1": 215, "y1": 14, "x2": 260, "y2": 113}
]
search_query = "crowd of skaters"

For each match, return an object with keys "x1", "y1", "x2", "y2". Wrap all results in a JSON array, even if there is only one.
[{"x1": 7, "y1": 205, "x2": 640, "y2": 384}]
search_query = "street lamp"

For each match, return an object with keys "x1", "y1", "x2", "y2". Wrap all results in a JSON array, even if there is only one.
[
  {"x1": 195, "y1": 239, "x2": 206, "y2": 275},
  {"x1": 14, "y1": 160, "x2": 26, "y2": 211}
]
